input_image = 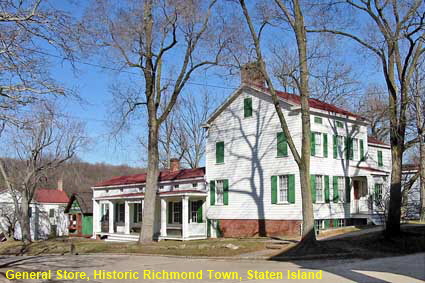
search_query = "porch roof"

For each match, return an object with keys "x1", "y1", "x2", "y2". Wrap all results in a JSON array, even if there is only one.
[
  {"x1": 351, "y1": 166, "x2": 389, "y2": 176},
  {"x1": 95, "y1": 190, "x2": 207, "y2": 200}
]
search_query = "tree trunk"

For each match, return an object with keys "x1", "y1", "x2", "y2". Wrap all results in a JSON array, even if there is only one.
[
  {"x1": 19, "y1": 198, "x2": 31, "y2": 244},
  {"x1": 420, "y1": 134, "x2": 425, "y2": 222},
  {"x1": 386, "y1": 144, "x2": 402, "y2": 235},
  {"x1": 292, "y1": 0, "x2": 315, "y2": 246},
  {"x1": 139, "y1": 119, "x2": 160, "y2": 243}
]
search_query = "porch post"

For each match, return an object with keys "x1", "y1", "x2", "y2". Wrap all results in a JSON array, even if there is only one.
[
  {"x1": 93, "y1": 200, "x2": 101, "y2": 234},
  {"x1": 182, "y1": 196, "x2": 189, "y2": 240},
  {"x1": 108, "y1": 201, "x2": 114, "y2": 233},
  {"x1": 124, "y1": 201, "x2": 130, "y2": 234},
  {"x1": 160, "y1": 198, "x2": 167, "y2": 237}
]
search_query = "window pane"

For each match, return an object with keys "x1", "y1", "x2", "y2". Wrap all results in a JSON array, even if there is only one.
[
  {"x1": 316, "y1": 175, "x2": 323, "y2": 202},
  {"x1": 279, "y1": 175, "x2": 288, "y2": 203},
  {"x1": 216, "y1": 180, "x2": 224, "y2": 204}
]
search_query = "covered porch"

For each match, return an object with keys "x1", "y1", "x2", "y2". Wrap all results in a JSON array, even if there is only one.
[{"x1": 93, "y1": 191, "x2": 207, "y2": 241}]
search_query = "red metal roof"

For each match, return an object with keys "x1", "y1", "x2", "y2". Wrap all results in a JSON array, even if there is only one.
[
  {"x1": 255, "y1": 85, "x2": 361, "y2": 118},
  {"x1": 34, "y1": 188, "x2": 69, "y2": 203},
  {"x1": 96, "y1": 190, "x2": 206, "y2": 199},
  {"x1": 367, "y1": 136, "x2": 389, "y2": 146},
  {"x1": 94, "y1": 167, "x2": 205, "y2": 187}
]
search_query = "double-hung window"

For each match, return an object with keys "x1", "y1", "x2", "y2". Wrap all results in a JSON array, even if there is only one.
[
  {"x1": 352, "y1": 139, "x2": 359, "y2": 160},
  {"x1": 117, "y1": 203, "x2": 125, "y2": 222},
  {"x1": 216, "y1": 180, "x2": 224, "y2": 205},
  {"x1": 173, "y1": 202, "x2": 182, "y2": 224},
  {"x1": 133, "y1": 203, "x2": 142, "y2": 223},
  {"x1": 337, "y1": 136, "x2": 344, "y2": 159},
  {"x1": 374, "y1": 183, "x2": 383, "y2": 203},
  {"x1": 315, "y1": 133, "x2": 322, "y2": 157},
  {"x1": 315, "y1": 175, "x2": 324, "y2": 203},
  {"x1": 278, "y1": 175, "x2": 289, "y2": 203},
  {"x1": 338, "y1": 177, "x2": 345, "y2": 202},
  {"x1": 190, "y1": 200, "x2": 203, "y2": 223}
]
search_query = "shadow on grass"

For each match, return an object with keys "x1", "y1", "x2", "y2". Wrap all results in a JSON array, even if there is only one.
[{"x1": 269, "y1": 225, "x2": 425, "y2": 282}]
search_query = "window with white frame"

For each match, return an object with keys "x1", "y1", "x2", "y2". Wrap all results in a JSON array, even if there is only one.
[
  {"x1": 352, "y1": 138, "x2": 359, "y2": 160},
  {"x1": 338, "y1": 219, "x2": 345, "y2": 227},
  {"x1": 315, "y1": 132, "x2": 322, "y2": 157},
  {"x1": 101, "y1": 203, "x2": 109, "y2": 221},
  {"x1": 190, "y1": 200, "x2": 202, "y2": 223},
  {"x1": 315, "y1": 220, "x2": 324, "y2": 232},
  {"x1": 172, "y1": 202, "x2": 182, "y2": 224},
  {"x1": 316, "y1": 175, "x2": 324, "y2": 202},
  {"x1": 173, "y1": 184, "x2": 179, "y2": 190},
  {"x1": 117, "y1": 203, "x2": 125, "y2": 222},
  {"x1": 338, "y1": 177, "x2": 345, "y2": 202},
  {"x1": 278, "y1": 175, "x2": 289, "y2": 203},
  {"x1": 337, "y1": 135, "x2": 344, "y2": 159},
  {"x1": 133, "y1": 203, "x2": 142, "y2": 223},
  {"x1": 216, "y1": 180, "x2": 224, "y2": 205},
  {"x1": 375, "y1": 184, "x2": 383, "y2": 203}
]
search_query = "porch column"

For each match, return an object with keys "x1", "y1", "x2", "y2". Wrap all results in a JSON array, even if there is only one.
[
  {"x1": 182, "y1": 196, "x2": 189, "y2": 240},
  {"x1": 93, "y1": 200, "x2": 101, "y2": 234},
  {"x1": 160, "y1": 198, "x2": 167, "y2": 237},
  {"x1": 108, "y1": 201, "x2": 114, "y2": 233},
  {"x1": 124, "y1": 201, "x2": 130, "y2": 234}
]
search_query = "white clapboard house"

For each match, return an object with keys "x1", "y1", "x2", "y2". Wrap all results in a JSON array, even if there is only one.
[{"x1": 91, "y1": 64, "x2": 391, "y2": 241}]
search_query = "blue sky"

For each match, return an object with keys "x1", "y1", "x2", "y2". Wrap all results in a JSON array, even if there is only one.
[{"x1": 37, "y1": 0, "x2": 384, "y2": 167}]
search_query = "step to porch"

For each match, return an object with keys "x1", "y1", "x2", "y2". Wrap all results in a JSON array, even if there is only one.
[{"x1": 99, "y1": 233, "x2": 140, "y2": 242}]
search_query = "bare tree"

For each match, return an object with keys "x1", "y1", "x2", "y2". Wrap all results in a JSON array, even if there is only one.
[
  {"x1": 238, "y1": 0, "x2": 316, "y2": 247},
  {"x1": 0, "y1": 0, "x2": 77, "y2": 125},
  {"x1": 0, "y1": 102, "x2": 86, "y2": 244},
  {"x1": 309, "y1": 0, "x2": 425, "y2": 236},
  {"x1": 410, "y1": 58, "x2": 425, "y2": 221},
  {"x1": 357, "y1": 85, "x2": 390, "y2": 141},
  {"x1": 80, "y1": 0, "x2": 230, "y2": 243},
  {"x1": 139, "y1": 91, "x2": 216, "y2": 169}
]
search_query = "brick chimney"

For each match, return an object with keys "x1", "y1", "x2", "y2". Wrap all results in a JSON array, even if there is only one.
[
  {"x1": 170, "y1": 158, "x2": 180, "y2": 172},
  {"x1": 241, "y1": 61, "x2": 266, "y2": 87},
  {"x1": 57, "y1": 178, "x2": 63, "y2": 191}
]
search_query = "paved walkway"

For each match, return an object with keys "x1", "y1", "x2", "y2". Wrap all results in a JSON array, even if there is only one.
[{"x1": 0, "y1": 253, "x2": 424, "y2": 282}]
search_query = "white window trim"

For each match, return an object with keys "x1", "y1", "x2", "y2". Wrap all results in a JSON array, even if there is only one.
[
  {"x1": 277, "y1": 175, "x2": 289, "y2": 204},
  {"x1": 171, "y1": 202, "x2": 182, "y2": 224},
  {"x1": 338, "y1": 176, "x2": 345, "y2": 203},
  {"x1": 337, "y1": 135, "x2": 344, "y2": 159},
  {"x1": 352, "y1": 138, "x2": 359, "y2": 161},
  {"x1": 215, "y1": 180, "x2": 224, "y2": 205},
  {"x1": 315, "y1": 175, "x2": 324, "y2": 203},
  {"x1": 313, "y1": 132, "x2": 323, "y2": 157}
]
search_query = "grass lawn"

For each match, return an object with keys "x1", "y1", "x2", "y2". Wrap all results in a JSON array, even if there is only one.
[{"x1": 0, "y1": 237, "x2": 268, "y2": 257}]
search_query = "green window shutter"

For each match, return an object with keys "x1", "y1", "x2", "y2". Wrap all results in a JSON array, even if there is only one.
[
  {"x1": 207, "y1": 219, "x2": 211, "y2": 237},
  {"x1": 324, "y1": 175, "x2": 330, "y2": 203},
  {"x1": 210, "y1": 181, "x2": 216, "y2": 205},
  {"x1": 349, "y1": 138, "x2": 354, "y2": 160},
  {"x1": 310, "y1": 132, "x2": 316, "y2": 156},
  {"x1": 374, "y1": 184, "x2": 380, "y2": 201},
  {"x1": 310, "y1": 175, "x2": 316, "y2": 203},
  {"x1": 345, "y1": 177, "x2": 351, "y2": 202},
  {"x1": 288, "y1": 174, "x2": 295, "y2": 204},
  {"x1": 271, "y1": 176, "x2": 278, "y2": 204},
  {"x1": 277, "y1": 132, "x2": 288, "y2": 157},
  {"x1": 333, "y1": 219, "x2": 338, "y2": 228},
  {"x1": 378, "y1": 150, "x2": 383, "y2": 167},
  {"x1": 323, "y1": 133, "x2": 328, "y2": 157},
  {"x1": 333, "y1": 135, "x2": 338, "y2": 159},
  {"x1": 223, "y1": 179, "x2": 229, "y2": 205},
  {"x1": 197, "y1": 201, "x2": 203, "y2": 223},
  {"x1": 168, "y1": 202, "x2": 173, "y2": 224},
  {"x1": 333, "y1": 176, "x2": 339, "y2": 203},
  {"x1": 244, "y1": 97, "x2": 252, "y2": 118},
  {"x1": 360, "y1": 139, "x2": 365, "y2": 161},
  {"x1": 216, "y1": 142, "x2": 224, "y2": 164}
]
